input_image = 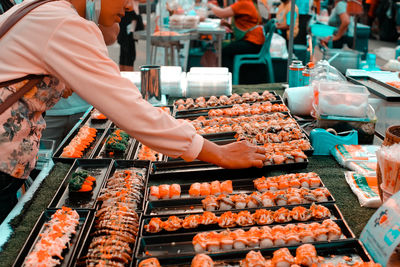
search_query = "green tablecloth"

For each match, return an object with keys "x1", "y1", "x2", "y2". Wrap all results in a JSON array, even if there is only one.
[{"x1": 0, "y1": 83, "x2": 378, "y2": 265}]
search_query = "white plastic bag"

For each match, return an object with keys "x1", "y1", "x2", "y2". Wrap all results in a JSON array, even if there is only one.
[
  {"x1": 344, "y1": 172, "x2": 382, "y2": 208},
  {"x1": 269, "y1": 33, "x2": 288, "y2": 58}
]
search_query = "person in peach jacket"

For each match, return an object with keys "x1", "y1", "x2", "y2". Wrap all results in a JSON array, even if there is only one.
[{"x1": 0, "y1": 0, "x2": 266, "y2": 221}]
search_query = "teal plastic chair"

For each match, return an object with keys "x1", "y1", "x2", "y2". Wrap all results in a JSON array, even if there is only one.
[{"x1": 232, "y1": 19, "x2": 276, "y2": 85}]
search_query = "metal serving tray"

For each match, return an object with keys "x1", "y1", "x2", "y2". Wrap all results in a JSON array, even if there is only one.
[
  {"x1": 48, "y1": 159, "x2": 113, "y2": 209},
  {"x1": 150, "y1": 159, "x2": 309, "y2": 180},
  {"x1": 135, "y1": 219, "x2": 355, "y2": 259},
  {"x1": 72, "y1": 212, "x2": 142, "y2": 267},
  {"x1": 91, "y1": 127, "x2": 137, "y2": 160},
  {"x1": 347, "y1": 75, "x2": 400, "y2": 101},
  {"x1": 134, "y1": 239, "x2": 371, "y2": 266},
  {"x1": 53, "y1": 127, "x2": 108, "y2": 162},
  {"x1": 13, "y1": 209, "x2": 94, "y2": 267},
  {"x1": 140, "y1": 203, "x2": 344, "y2": 236},
  {"x1": 174, "y1": 91, "x2": 282, "y2": 116},
  {"x1": 96, "y1": 160, "x2": 152, "y2": 212}
]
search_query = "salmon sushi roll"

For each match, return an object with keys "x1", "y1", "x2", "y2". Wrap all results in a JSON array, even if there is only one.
[
  {"x1": 247, "y1": 227, "x2": 261, "y2": 247},
  {"x1": 221, "y1": 180, "x2": 233, "y2": 194},
  {"x1": 277, "y1": 180, "x2": 290, "y2": 190},
  {"x1": 287, "y1": 193, "x2": 302, "y2": 205},
  {"x1": 189, "y1": 182, "x2": 201, "y2": 197},
  {"x1": 182, "y1": 215, "x2": 201, "y2": 229},
  {"x1": 299, "y1": 177, "x2": 310, "y2": 188},
  {"x1": 218, "y1": 195, "x2": 235, "y2": 210},
  {"x1": 273, "y1": 207, "x2": 292, "y2": 223},
  {"x1": 240, "y1": 250, "x2": 268, "y2": 267},
  {"x1": 202, "y1": 196, "x2": 219, "y2": 211},
  {"x1": 295, "y1": 244, "x2": 320, "y2": 266},
  {"x1": 271, "y1": 247, "x2": 295, "y2": 267},
  {"x1": 158, "y1": 184, "x2": 170, "y2": 200},
  {"x1": 193, "y1": 232, "x2": 208, "y2": 253},
  {"x1": 252, "y1": 209, "x2": 274, "y2": 225},
  {"x1": 169, "y1": 184, "x2": 181, "y2": 199},
  {"x1": 290, "y1": 206, "x2": 312, "y2": 221},
  {"x1": 231, "y1": 194, "x2": 247, "y2": 209},
  {"x1": 236, "y1": 211, "x2": 255, "y2": 226},
  {"x1": 289, "y1": 179, "x2": 301, "y2": 188},
  {"x1": 162, "y1": 216, "x2": 182, "y2": 231},
  {"x1": 218, "y1": 211, "x2": 237, "y2": 228},
  {"x1": 210, "y1": 180, "x2": 221, "y2": 196},
  {"x1": 247, "y1": 192, "x2": 262, "y2": 209},
  {"x1": 138, "y1": 258, "x2": 161, "y2": 267},
  {"x1": 191, "y1": 254, "x2": 214, "y2": 267},
  {"x1": 323, "y1": 219, "x2": 342, "y2": 240},
  {"x1": 232, "y1": 229, "x2": 248, "y2": 250},
  {"x1": 260, "y1": 226, "x2": 273, "y2": 248},
  {"x1": 149, "y1": 186, "x2": 159, "y2": 201},
  {"x1": 298, "y1": 224, "x2": 315, "y2": 243},
  {"x1": 310, "y1": 203, "x2": 331, "y2": 219},
  {"x1": 275, "y1": 193, "x2": 288, "y2": 206},
  {"x1": 261, "y1": 192, "x2": 275, "y2": 207},
  {"x1": 206, "y1": 231, "x2": 221, "y2": 252},
  {"x1": 285, "y1": 233, "x2": 300, "y2": 246},
  {"x1": 145, "y1": 217, "x2": 163, "y2": 233},
  {"x1": 200, "y1": 211, "x2": 218, "y2": 225},
  {"x1": 220, "y1": 230, "x2": 234, "y2": 251},
  {"x1": 200, "y1": 182, "x2": 211, "y2": 196},
  {"x1": 309, "y1": 177, "x2": 321, "y2": 188}
]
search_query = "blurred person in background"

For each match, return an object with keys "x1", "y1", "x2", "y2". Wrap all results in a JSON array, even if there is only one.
[{"x1": 275, "y1": 0, "x2": 299, "y2": 44}]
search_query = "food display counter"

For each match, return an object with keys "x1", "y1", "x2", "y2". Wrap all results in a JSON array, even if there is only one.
[{"x1": 0, "y1": 84, "x2": 384, "y2": 266}]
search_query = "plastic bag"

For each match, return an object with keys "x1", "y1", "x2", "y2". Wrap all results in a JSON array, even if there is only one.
[
  {"x1": 330, "y1": 144, "x2": 380, "y2": 168},
  {"x1": 347, "y1": 161, "x2": 378, "y2": 176},
  {"x1": 344, "y1": 172, "x2": 382, "y2": 208},
  {"x1": 269, "y1": 33, "x2": 288, "y2": 58}
]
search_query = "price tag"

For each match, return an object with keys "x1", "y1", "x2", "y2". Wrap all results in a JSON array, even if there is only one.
[{"x1": 360, "y1": 191, "x2": 400, "y2": 266}]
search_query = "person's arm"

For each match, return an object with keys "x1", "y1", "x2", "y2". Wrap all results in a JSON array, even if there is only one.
[
  {"x1": 332, "y1": 12, "x2": 349, "y2": 41},
  {"x1": 99, "y1": 23, "x2": 120, "y2": 45},
  {"x1": 207, "y1": 3, "x2": 234, "y2": 18}
]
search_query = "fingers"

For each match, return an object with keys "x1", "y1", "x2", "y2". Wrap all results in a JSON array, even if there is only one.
[{"x1": 251, "y1": 159, "x2": 264, "y2": 168}]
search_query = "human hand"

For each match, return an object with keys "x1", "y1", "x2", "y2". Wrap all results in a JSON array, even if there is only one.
[
  {"x1": 320, "y1": 36, "x2": 332, "y2": 47},
  {"x1": 215, "y1": 141, "x2": 267, "y2": 169}
]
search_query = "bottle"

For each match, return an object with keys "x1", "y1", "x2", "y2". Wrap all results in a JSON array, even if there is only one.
[
  {"x1": 302, "y1": 62, "x2": 315, "y2": 86},
  {"x1": 361, "y1": 53, "x2": 380, "y2": 71},
  {"x1": 288, "y1": 60, "x2": 304, "y2": 87}
]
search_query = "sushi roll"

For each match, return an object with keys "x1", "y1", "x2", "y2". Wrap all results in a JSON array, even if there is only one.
[
  {"x1": 261, "y1": 192, "x2": 275, "y2": 207},
  {"x1": 297, "y1": 223, "x2": 315, "y2": 243},
  {"x1": 312, "y1": 226, "x2": 328, "y2": 242},
  {"x1": 191, "y1": 254, "x2": 214, "y2": 267},
  {"x1": 200, "y1": 211, "x2": 218, "y2": 225},
  {"x1": 221, "y1": 180, "x2": 233, "y2": 195},
  {"x1": 275, "y1": 193, "x2": 288, "y2": 206},
  {"x1": 162, "y1": 216, "x2": 182, "y2": 232},
  {"x1": 277, "y1": 180, "x2": 290, "y2": 190},
  {"x1": 219, "y1": 230, "x2": 234, "y2": 251},
  {"x1": 206, "y1": 231, "x2": 221, "y2": 252},
  {"x1": 301, "y1": 189, "x2": 317, "y2": 203},
  {"x1": 231, "y1": 194, "x2": 247, "y2": 209},
  {"x1": 189, "y1": 183, "x2": 201, "y2": 197},
  {"x1": 285, "y1": 233, "x2": 300, "y2": 246},
  {"x1": 247, "y1": 227, "x2": 261, "y2": 248},
  {"x1": 145, "y1": 217, "x2": 164, "y2": 233},
  {"x1": 200, "y1": 182, "x2": 211, "y2": 196},
  {"x1": 149, "y1": 186, "x2": 160, "y2": 201},
  {"x1": 291, "y1": 149, "x2": 307, "y2": 163},
  {"x1": 218, "y1": 195, "x2": 235, "y2": 210},
  {"x1": 267, "y1": 180, "x2": 279, "y2": 191},
  {"x1": 299, "y1": 177, "x2": 310, "y2": 188},
  {"x1": 232, "y1": 229, "x2": 248, "y2": 250},
  {"x1": 240, "y1": 250, "x2": 268, "y2": 267},
  {"x1": 295, "y1": 244, "x2": 320, "y2": 266},
  {"x1": 313, "y1": 188, "x2": 330, "y2": 202},
  {"x1": 218, "y1": 211, "x2": 237, "y2": 228},
  {"x1": 290, "y1": 206, "x2": 312, "y2": 221},
  {"x1": 259, "y1": 226, "x2": 274, "y2": 248},
  {"x1": 182, "y1": 215, "x2": 201, "y2": 229},
  {"x1": 169, "y1": 184, "x2": 181, "y2": 199},
  {"x1": 158, "y1": 184, "x2": 170, "y2": 200},
  {"x1": 247, "y1": 192, "x2": 262, "y2": 209},
  {"x1": 289, "y1": 178, "x2": 301, "y2": 188},
  {"x1": 273, "y1": 207, "x2": 292, "y2": 223},
  {"x1": 309, "y1": 176, "x2": 321, "y2": 188},
  {"x1": 138, "y1": 257, "x2": 161, "y2": 267},
  {"x1": 287, "y1": 193, "x2": 302, "y2": 205},
  {"x1": 322, "y1": 219, "x2": 342, "y2": 240},
  {"x1": 193, "y1": 232, "x2": 208, "y2": 253},
  {"x1": 210, "y1": 180, "x2": 221, "y2": 196},
  {"x1": 252, "y1": 209, "x2": 274, "y2": 225},
  {"x1": 271, "y1": 247, "x2": 295, "y2": 267},
  {"x1": 310, "y1": 203, "x2": 331, "y2": 219},
  {"x1": 236, "y1": 211, "x2": 255, "y2": 226},
  {"x1": 202, "y1": 196, "x2": 219, "y2": 211},
  {"x1": 271, "y1": 225, "x2": 286, "y2": 247}
]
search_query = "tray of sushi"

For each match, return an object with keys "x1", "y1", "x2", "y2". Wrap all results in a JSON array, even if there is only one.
[
  {"x1": 135, "y1": 240, "x2": 378, "y2": 267},
  {"x1": 175, "y1": 101, "x2": 289, "y2": 120},
  {"x1": 150, "y1": 159, "x2": 309, "y2": 180},
  {"x1": 135, "y1": 219, "x2": 355, "y2": 259},
  {"x1": 133, "y1": 143, "x2": 167, "y2": 162},
  {"x1": 91, "y1": 127, "x2": 137, "y2": 160},
  {"x1": 141, "y1": 203, "x2": 345, "y2": 236},
  {"x1": 73, "y1": 210, "x2": 142, "y2": 267},
  {"x1": 13, "y1": 207, "x2": 93, "y2": 267},
  {"x1": 95, "y1": 160, "x2": 151, "y2": 212},
  {"x1": 53, "y1": 126, "x2": 107, "y2": 161},
  {"x1": 48, "y1": 159, "x2": 113, "y2": 210},
  {"x1": 174, "y1": 91, "x2": 282, "y2": 114},
  {"x1": 81, "y1": 108, "x2": 112, "y2": 129}
]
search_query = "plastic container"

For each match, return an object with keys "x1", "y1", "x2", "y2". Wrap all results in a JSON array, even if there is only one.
[
  {"x1": 317, "y1": 82, "x2": 370, "y2": 118},
  {"x1": 323, "y1": 49, "x2": 361, "y2": 74},
  {"x1": 310, "y1": 23, "x2": 336, "y2": 37},
  {"x1": 381, "y1": 184, "x2": 393, "y2": 203}
]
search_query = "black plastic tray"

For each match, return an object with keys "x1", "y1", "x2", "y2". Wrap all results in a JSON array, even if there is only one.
[
  {"x1": 141, "y1": 203, "x2": 344, "y2": 236},
  {"x1": 53, "y1": 127, "x2": 108, "y2": 161},
  {"x1": 97, "y1": 160, "x2": 152, "y2": 212},
  {"x1": 135, "y1": 239, "x2": 371, "y2": 266},
  {"x1": 150, "y1": 158, "x2": 309, "y2": 180},
  {"x1": 135, "y1": 219, "x2": 355, "y2": 259},
  {"x1": 48, "y1": 159, "x2": 113, "y2": 209},
  {"x1": 13, "y1": 209, "x2": 93, "y2": 267},
  {"x1": 174, "y1": 92, "x2": 282, "y2": 115},
  {"x1": 91, "y1": 127, "x2": 137, "y2": 160},
  {"x1": 80, "y1": 107, "x2": 112, "y2": 129},
  {"x1": 72, "y1": 212, "x2": 142, "y2": 267},
  {"x1": 347, "y1": 75, "x2": 400, "y2": 101}
]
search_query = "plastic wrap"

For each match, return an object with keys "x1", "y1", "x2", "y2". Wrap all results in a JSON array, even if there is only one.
[
  {"x1": 330, "y1": 144, "x2": 380, "y2": 168},
  {"x1": 344, "y1": 172, "x2": 381, "y2": 208}
]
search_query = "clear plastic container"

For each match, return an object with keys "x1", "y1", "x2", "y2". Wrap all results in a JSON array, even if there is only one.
[{"x1": 316, "y1": 82, "x2": 370, "y2": 118}]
